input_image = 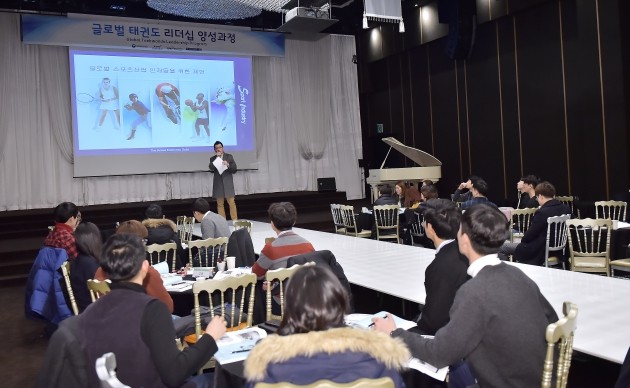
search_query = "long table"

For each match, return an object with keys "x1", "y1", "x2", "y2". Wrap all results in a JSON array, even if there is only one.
[{"x1": 195, "y1": 221, "x2": 630, "y2": 364}]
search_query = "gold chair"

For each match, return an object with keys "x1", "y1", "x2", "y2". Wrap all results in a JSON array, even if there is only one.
[
  {"x1": 145, "y1": 242, "x2": 178, "y2": 272},
  {"x1": 542, "y1": 302, "x2": 578, "y2": 388},
  {"x1": 409, "y1": 212, "x2": 425, "y2": 246},
  {"x1": 192, "y1": 273, "x2": 257, "y2": 339},
  {"x1": 186, "y1": 273, "x2": 257, "y2": 373},
  {"x1": 544, "y1": 214, "x2": 571, "y2": 269},
  {"x1": 188, "y1": 237, "x2": 228, "y2": 267},
  {"x1": 556, "y1": 196, "x2": 580, "y2": 219},
  {"x1": 60, "y1": 261, "x2": 79, "y2": 316},
  {"x1": 329, "y1": 204, "x2": 346, "y2": 235},
  {"x1": 510, "y1": 208, "x2": 538, "y2": 243},
  {"x1": 265, "y1": 262, "x2": 316, "y2": 322},
  {"x1": 255, "y1": 377, "x2": 394, "y2": 388},
  {"x1": 373, "y1": 205, "x2": 400, "y2": 243},
  {"x1": 87, "y1": 279, "x2": 112, "y2": 302},
  {"x1": 233, "y1": 220, "x2": 253, "y2": 234},
  {"x1": 610, "y1": 257, "x2": 630, "y2": 277},
  {"x1": 594, "y1": 200, "x2": 627, "y2": 221},
  {"x1": 339, "y1": 205, "x2": 371, "y2": 238},
  {"x1": 566, "y1": 218, "x2": 612, "y2": 276},
  {"x1": 176, "y1": 215, "x2": 195, "y2": 243}
]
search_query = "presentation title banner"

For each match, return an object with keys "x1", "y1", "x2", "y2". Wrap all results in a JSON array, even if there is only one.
[{"x1": 21, "y1": 14, "x2": 285, "y2": 57}]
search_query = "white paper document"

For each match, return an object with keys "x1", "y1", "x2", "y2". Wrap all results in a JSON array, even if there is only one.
[
  {"x1": 214, "y1": 327, "x2": 267, "y2": 364},
  {"x1": 212, "y1": 156, "x2": 227, "y2": 175},
  {"x1": 344, "y1": 312, "x2": 417, "y2": 331}
]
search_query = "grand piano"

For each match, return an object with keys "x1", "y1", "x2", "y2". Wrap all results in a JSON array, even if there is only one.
[{"x1": 366, "y1": 137, "x2": 442, "y2": 201}]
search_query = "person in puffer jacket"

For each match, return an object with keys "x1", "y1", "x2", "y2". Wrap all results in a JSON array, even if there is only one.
[{"x1": 244, "y1": 265, "x2": 409, "y2": 387}]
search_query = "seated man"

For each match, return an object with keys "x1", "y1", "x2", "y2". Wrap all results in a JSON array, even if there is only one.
[
  {"x1": 451, "y1": 175, "x2": 479, "y2": 203},
  {"x1": 43, "y1": 202, "x2": 81, "y2": 260},
  {"x1": 142, "y1": 203, "x2": 185, "y2": 269},
  {"x1": 374, "y1": 204, "x2": 558, "y2": 387},
  {"x1": 192, "y1": 198, "x2": 230, "y2": 239},
  {"x1": 412, "y1": 201, "x2": 469, "y2": 335},
  {"x1": 373, "y1": 185, "x2": 398, "y2": 206},
  {"x1": 499, "y1": 181, "x2": 572, "y2": 265},
  {"x1": 460, "y1": 178, "x2": 497, "y2": 210},
  {"x1": 517, "y1": 174, "x2": 540, "y2": 209},
  {"x1": 252, "y1": 202, "x2": 315, "y2": 279},
  {"x1": 38, "y1": 233, "x2": 226, "y2": 387}
]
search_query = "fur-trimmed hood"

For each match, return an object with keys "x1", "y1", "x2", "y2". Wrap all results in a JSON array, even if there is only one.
[
  {"x1": 244, "y1": 327, "x2": 410, "y2": 381},
  {"x1": 142, "y1": 218, "x2": 177, "y2": 232}
]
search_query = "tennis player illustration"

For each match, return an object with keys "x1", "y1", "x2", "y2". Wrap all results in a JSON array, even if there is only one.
[{"x1": 93, "y1": 78, "x2": 120, "y2": 130}]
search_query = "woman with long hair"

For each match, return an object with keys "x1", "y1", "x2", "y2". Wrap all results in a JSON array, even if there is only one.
[
  {"x1": 244, "y1": 266, "x2": 409, "y2": 387},
  {"x1": 70, "y1": 222, "x2": 102, "y2": 312}
]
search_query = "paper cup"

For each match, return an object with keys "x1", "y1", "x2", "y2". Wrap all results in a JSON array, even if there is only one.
[
  {"x1": 226, "y1": 256, "x2": 236, "y2": 270},
  {"x1": 217, "y1": 261, "x2": 226, "y2": 272}
]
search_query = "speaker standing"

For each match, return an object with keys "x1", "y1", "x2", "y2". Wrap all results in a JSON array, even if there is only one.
[{"x1": 209, "y1": 141, "x2": 238, "y2": 220}]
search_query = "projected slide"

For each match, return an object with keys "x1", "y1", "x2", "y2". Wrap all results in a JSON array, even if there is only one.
[{"x1": 69, "y1": 48, "x2": 256, "y2": 177}]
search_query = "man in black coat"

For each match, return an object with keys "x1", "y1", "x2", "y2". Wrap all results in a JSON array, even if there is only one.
[
  {"x1": 499, "y1": 181, "x2": 572, "y2": 265},
  {"x1": 411, "y1": 200, "x2": 469, "y2": 335}
]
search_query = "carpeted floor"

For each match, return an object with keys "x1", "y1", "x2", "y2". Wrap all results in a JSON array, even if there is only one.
[{"x1": 1, "y1": 286, "x2": 49, "y2": 388}]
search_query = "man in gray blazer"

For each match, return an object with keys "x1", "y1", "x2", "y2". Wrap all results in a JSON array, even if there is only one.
[{"x1": 209, "y1": 141, "x2": 238, "y2": 220}]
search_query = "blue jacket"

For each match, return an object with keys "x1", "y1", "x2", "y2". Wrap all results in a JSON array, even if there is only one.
[
  {"x1": 244, "y1": 327, "x2": 409, "y2": 387},
  {"x1": 25, "y1": 247, "x2": 72, "y2": 324}
]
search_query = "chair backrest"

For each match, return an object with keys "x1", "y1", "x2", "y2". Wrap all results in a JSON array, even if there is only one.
[
  {"x1": 265, "y1": 262, "x2": 316, "y2": 321},
  {"x1": 510, "y1": 207, "x2": 538, "y2": 242},
  {"x1": 373, "y1": 205, "x2": 400, "y2": 242},
  {"x1": 338, "y1": 205, "x2": 360, "y2": 236},
  {"x1": 60, "y1": 261, "x2": 79, "y2": 316},
  {"x1": 255, "y1": 377, "x2": 395, "y2": 388},
  {"x1": 594, "y1": 200, "x2": 627, "y2": 221},
  {"x1": 556, "y1": 196, "x2": 579, "y2": 219},
  {"x1": 330, "y1": 204, "x2": 346, "y2": 234},
  {"x1": 87, "y1": 279, "x2": 112, "y2": 302},
  {"x1": 188, "y1": 237, "x2": 228, "y2": 267},
  {"x1": 176, "y1": 215, "x2": 195, "y2": 243},
  {"x1": 409, "y1": 212, "x2": 425, "y2": 243},
  {"x1": 145, "y1": 242, "x2": 178, "y2": 272},
  {"x1": 542, "y1": 302, "x2": 578, "y2": 388},
  {"x1": 544, "y1": 214, "x2": 571, "y2": 267},
  {"x1": 233, "y1": 220, "x2": 253, "y2": 234},
  {"x1": 192, "y1": 273, "x2": 257, "y2": 338},
  {"x1": 566, "y1": 218, "x2": 612, "y2": 275},
  {"x1": 95, "y1": 352, "x2": 130, "y2": 388}
]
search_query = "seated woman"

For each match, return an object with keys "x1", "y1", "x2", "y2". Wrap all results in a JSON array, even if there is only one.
[
  {"x1": 70, "y1": 222, "x2": 101, "y2": 312},
  {"x1": 394, "y1": 181, "x2": 407, "y2": 207},
  {"x1": 244, "y1": 266, "x2": 409, "y2": 387},
  {"x1": 94, "y1": 220, "x2": 174, "y2": 314}
]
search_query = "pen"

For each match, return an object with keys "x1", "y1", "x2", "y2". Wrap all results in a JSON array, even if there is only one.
[
  {"x1": 231, "y1": 348, "x2": 253, "y2": 354},
  {"x1": 368, "y1": 314, "x2": 388, "y2": 328}
]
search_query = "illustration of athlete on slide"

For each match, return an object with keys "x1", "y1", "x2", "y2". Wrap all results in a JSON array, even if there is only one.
[
  {"x1": 155, "y1": 82, "x2": 181, "y2": 124},
  {"x1": 185, "y1": 93, "x2": 210, "y2": 142},
  {"x1": 94, "y1": 77, "x2": 121, "y2": 130},
  {"x1": 212, "y1": 85, "x2": 235, "y2": 132},
  {"x1": 123, "y1": 93, "x2": 151, "y2": 140}
]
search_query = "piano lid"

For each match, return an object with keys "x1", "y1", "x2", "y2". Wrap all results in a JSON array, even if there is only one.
[{"x1": 381, "y1": 137, "x2": 442, "y2": 168}]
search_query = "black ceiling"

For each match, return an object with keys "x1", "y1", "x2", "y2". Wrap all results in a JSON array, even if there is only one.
[{"x1": 1, "y1": 0, "x2": 422, "y2": 35}]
